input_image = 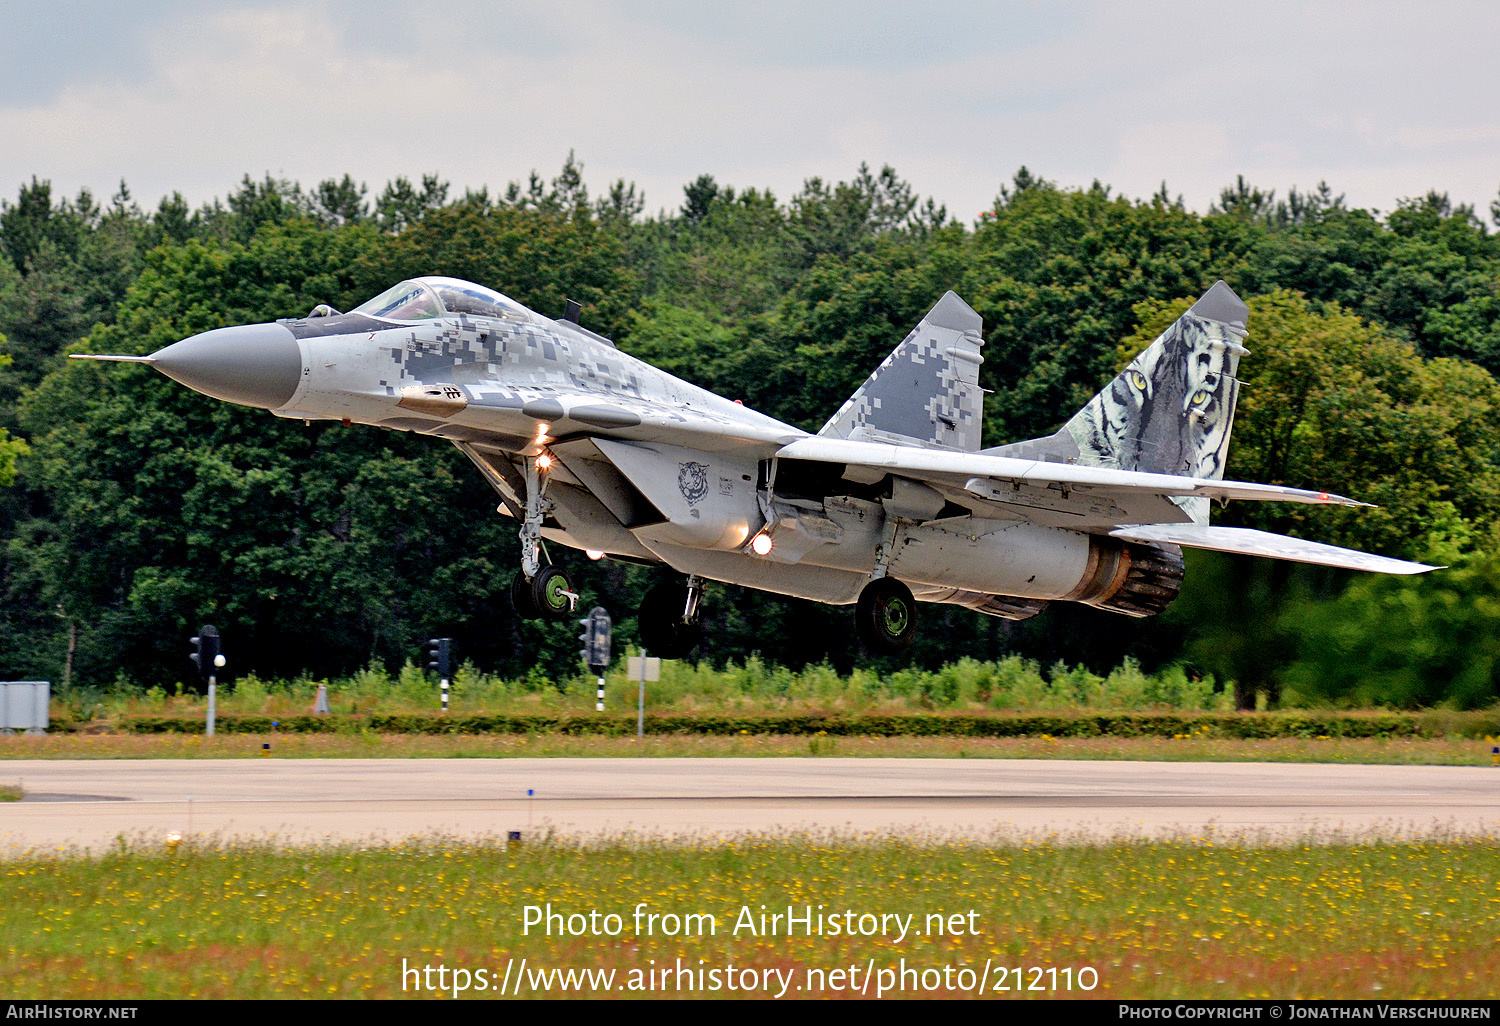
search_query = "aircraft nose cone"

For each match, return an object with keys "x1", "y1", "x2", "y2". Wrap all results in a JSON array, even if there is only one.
[{"x1": 151, "y1": 322, "x2": 302, "y2": 410}]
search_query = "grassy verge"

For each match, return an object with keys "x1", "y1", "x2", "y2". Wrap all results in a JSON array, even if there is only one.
[
  {"x1": 2, "y1": 732, "x2": 1498, "y2": 765},
  {"x1": 46, "y1": 653, "x2": 1500, "y2": 741},
  {"x1": 56, "y1": 654, "x2": 1244, "y2": 723},
  {"x1": 3, "y1": 833, "x2": 1496, "y2": 999},
  {"x1": 0, "y1": 783, "x2": 22, "y2": 800}
]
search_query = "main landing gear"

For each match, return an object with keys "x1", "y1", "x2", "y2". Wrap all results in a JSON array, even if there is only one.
[
  {"x1": 855, "y1": 525, "x2": 917, "y2": 654},
  {"x1": 637, "y1": 575, "x2": 704, "y2": 660},
  {"x1": 510, "y1": 452, "x2": 577, "y2": 622},
  {"x1": 856, "y1": 577, "x2": 917, "y2": 654}
]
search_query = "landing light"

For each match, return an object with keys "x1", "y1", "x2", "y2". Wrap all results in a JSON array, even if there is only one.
[
  {"x1": 537, "y1": 452, "x2": 554, "y2": 470},
  {"x1": 585, "y1": 549, "x2": 605, "y2": 561},
  {"x1": 751, "y1": 534, "x2": 773, "y2": 556}
]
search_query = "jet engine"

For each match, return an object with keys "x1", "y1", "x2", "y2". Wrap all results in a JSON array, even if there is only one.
[{"x1": 1063, "y1": 538, "x2": 1184, "y2": 618}]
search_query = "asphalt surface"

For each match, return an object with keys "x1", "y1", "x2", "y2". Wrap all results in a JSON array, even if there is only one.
[{"x1": 2, "y1": 758, "x2": 1498, "y2": 850}]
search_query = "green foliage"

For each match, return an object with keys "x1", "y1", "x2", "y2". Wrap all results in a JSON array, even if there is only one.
[
  {"x1": 1280, "y1": 532, "x2": 1500, "y2": 709},
  {"x1": 0, "y1": 424, "x2": 24, "y2": 486},
  {"x1": 106, "y1": 708, "x2": 1493, "y2": 740}
]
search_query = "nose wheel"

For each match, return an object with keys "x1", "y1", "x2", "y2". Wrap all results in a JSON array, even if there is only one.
[
  {"x1": 856, "y1": 576, "x2": 917, "y2": 654},
  {"x1": 511, "y1": 566, "x2": 577, "y2": 621}
]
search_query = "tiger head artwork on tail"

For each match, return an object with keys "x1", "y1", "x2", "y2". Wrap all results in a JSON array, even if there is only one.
[{"x1": 1060, "y1": 281, "x2": 1248, "y2": 523}]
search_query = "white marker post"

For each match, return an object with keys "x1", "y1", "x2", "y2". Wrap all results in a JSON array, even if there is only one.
[
  {"x1": 207, "y1": 653, "x2": 226, "y2": 737},
  {"x1": 627, "y1": 653, "x2": 661, "y2": 740}
]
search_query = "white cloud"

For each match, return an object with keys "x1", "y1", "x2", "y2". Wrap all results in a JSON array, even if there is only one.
[{"x1": 0, "y1": 1, "x2": 1496, "y2": 223}]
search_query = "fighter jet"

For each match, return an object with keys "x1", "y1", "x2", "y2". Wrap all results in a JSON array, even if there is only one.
[{"x1": 74, "y1": 276, "x2": 1434, "y2": 657}]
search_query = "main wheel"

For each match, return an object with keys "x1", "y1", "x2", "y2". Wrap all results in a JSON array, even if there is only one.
[
  {"x1": 510, "y1": 570, "x2": 541, "y2": 619},
  {"x1": 856, "y1": 576, "x2": 918, "y2": 654},
  {"x1": 638, "y1": 582, "x2": 702, "y2": 660},
  {"x1": 530, "y1": 565, "x2": 576, "y2": 620}
]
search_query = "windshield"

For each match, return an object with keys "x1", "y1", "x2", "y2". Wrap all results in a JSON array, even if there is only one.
[
  {"x1": 352, "y1": 280, "x2": 442, "y2": 321},
  {"x1": 352, "y1": 278, "x2": 530, "y2": 323},
  {"x1": 428, "y1": 281, "x2": 529, "y2": 321}
]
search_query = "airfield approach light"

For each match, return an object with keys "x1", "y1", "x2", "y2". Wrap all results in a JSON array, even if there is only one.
[
  {"x1": 189, "y1": 625, "x2": 220, "y2": 682},
  {"x1": 427, "y1": 638, "x2": 452, "y2": 680}
]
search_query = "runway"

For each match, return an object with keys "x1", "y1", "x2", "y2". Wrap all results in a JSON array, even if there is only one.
[{"x1": 3, "y1": 757, "x2": 1498, "y2": 851}]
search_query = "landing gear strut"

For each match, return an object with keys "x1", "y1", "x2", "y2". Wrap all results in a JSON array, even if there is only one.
[
  {"x1": 510, "y1": 451, "x2": 577, "y2": 621},
  {"x1": 638, "y1": 575, "x2": 704, "y2": 659},
  {"x1": 855, "y1": 518, "x2": 917, "y2": 654}
]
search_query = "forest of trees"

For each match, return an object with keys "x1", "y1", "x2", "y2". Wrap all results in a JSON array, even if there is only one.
[{"x1": 2, "y1": 158, "x2": 1499, "y2": 708}]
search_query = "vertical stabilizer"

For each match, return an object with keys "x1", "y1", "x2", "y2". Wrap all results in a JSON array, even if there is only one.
[
  {"x1": 817, "y1": 291, "x2": 986, "y2": 450},
  {"x1": 1062, "y1": 280, "x2": 1249, "y2": 522}
]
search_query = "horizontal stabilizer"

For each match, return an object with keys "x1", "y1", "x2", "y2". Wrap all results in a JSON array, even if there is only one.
[{"x1": 1108, "y1": 524, "x2": 1438, "y2": 575}]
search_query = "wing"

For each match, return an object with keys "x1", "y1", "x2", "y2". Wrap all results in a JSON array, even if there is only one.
[
  {"x1": 363, "y1": 385, "x2": 801, "y2": 455},
  {"x1": 774, "y1": 436, "x2": 1438, "y2": 574},
  {"x1": 1109, "y1": 524, "x2": 1436, "y2": 575}
]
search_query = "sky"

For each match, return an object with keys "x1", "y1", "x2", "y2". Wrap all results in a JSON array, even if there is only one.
[{"x1": 3, "y1": 0, "x2": 1498, "y2": 222}]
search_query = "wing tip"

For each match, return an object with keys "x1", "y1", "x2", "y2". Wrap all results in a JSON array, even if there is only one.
[{"x1": 1310, "y1": 489, "x2": 1372, "y2": 508}]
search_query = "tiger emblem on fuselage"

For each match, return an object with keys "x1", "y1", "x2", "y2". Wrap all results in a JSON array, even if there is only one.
[{"x1": 678, "y1": 461, "x2": 710, "y2": 506}]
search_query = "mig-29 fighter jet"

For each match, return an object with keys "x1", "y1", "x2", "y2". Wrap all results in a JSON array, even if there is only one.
[{"x1": 75, "y1": 277, "x2": 1434, "y2": 657}]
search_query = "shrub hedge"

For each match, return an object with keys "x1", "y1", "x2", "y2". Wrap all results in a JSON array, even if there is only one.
[{"x1": 100, "y1": 710, "x2": 1500, "y2": 739}]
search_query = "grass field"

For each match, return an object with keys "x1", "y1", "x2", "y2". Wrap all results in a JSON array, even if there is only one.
[
  {"x1": 4, "y1": 833, "x2": 1496, "y2": 1000},
  {"x1": 3, "y1": 731, "x2": 1498, "y2": 765}
]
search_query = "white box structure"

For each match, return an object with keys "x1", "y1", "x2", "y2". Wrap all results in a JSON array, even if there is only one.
[{"x1": 0, "y1": 681, "x2": 50, "y2": 734}]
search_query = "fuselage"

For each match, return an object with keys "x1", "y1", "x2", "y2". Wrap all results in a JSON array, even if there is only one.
[{"x1": 139, "y1": 277, "x2": 1182, "y2": 618}]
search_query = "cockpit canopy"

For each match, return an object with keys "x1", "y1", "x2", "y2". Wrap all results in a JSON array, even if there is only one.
[{"x1": 352, "y1": 277, "x2": 531, "y2": 323}]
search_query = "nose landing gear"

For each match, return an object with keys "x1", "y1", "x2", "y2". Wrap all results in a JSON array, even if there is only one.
[{"x1": 510, "y1": 450, "x2": 578, "y2": 622}]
